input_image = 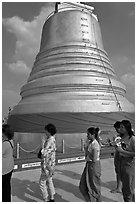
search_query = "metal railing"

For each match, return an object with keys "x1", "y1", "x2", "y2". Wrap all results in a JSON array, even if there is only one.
[{"x1": 15, "y1": 138, "x2": 85, "y2": 159}]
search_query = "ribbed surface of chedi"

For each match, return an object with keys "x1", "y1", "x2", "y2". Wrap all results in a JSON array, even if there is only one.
[{"x1": 8, "y1": 2, "x2": 135, "y2": 133}]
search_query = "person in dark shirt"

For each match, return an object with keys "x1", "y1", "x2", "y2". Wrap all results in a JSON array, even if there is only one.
[
  {"x1": 2, "y1": 124, "x2": 14, "y2": 202},
  {"x1": 110, "y1": 121, "x2": 122, "y2": 193},
  {"x1": 116, "y1": 120, "x2": 135, "y2": 202}
]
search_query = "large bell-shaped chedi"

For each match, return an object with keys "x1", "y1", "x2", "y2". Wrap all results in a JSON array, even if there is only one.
[{"x1": 8, "y1": 2, "x2": 135, "y2": 133}]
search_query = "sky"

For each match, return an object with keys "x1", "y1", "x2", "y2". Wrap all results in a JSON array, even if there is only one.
[{"x1": 2, "y1": 2, "x2": 135, "y2": 118}]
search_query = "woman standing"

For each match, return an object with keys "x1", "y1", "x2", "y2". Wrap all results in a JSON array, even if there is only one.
[
  {"x1": 79, "y1": 127, "x2": 101, "y2": 202},
  {"x1": 2, "y1": 124, "x2": 14, "y2": 202},
  {"x1": 110, "y1": 121, "x2": 122, "y2": 193},
  {"x1": 116, "y1": 120, "x2": 135, "y2": 202},
  {"x1": 39, "y1": 123, "x2": 57, "y2": 202}
]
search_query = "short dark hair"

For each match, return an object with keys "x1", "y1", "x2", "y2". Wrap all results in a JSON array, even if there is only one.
[
  {"x1": 87, "y1": 127, "x2": 96, "y2": 135},
  {"x1": 114, "y1": 121, "x2": 121, "y2": 129},
  {"x1": 2, "y1": 124, "x2": 14, "y2": 140},
  {"x1": 95, "y1": 127, "x2": 100, "y2": 134},
  {"x1": 44, "y1": 123, "x2": 57, "y2": 136},
  {"x1": 87, "y1": 127, "x2": 101, "y2": 144}
]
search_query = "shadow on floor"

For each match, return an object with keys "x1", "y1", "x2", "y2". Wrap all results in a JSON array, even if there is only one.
[
  {"x1": 12, "y1": 178, "x2": 68, "y2": 202},
  {"x1": 12, "y1": 169, "x2": 122, "y2": 202}
]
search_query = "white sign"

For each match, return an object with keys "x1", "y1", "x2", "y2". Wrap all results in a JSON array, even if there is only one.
[
  {"x1": 14, "y1": 165, "x2": 18, "y2": 169},
  {"x1": 58, "y1": 156, "x2": 85, "y2": 164},
  {"x1": 22, "y1": 162, "x2": 41, "y2": 168}
]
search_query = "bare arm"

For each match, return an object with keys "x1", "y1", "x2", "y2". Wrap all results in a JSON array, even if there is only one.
[{"x1": 92, "y1": 148, "x2": 99, "y2": 162}]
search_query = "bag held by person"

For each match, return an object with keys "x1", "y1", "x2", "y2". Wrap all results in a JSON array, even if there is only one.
[{"x1": 37, "y1": 148, "x2": 42, "y2": 159}]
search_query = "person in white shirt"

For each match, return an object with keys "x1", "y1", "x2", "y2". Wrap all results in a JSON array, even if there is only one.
[
  {"x1": 79, "y1": 127, "x2": 101, "y2": 202},
  {"x1": 2, "y1": 124, "x2": 14, "y2": 202}
]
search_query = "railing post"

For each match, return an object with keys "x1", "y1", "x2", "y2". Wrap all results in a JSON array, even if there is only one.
[
  {"x1": 81, "y1": 138, "x2": 85, "y2": 152},
  {"x1": 62, "y1": 139, "x2": 65, "y2": 154},
  {"x1": 16, "y1": 142, "x2": 20, "y2": 159}
]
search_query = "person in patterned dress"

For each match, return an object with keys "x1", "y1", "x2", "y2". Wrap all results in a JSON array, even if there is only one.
[{"x1": 39, "y1": 124, "x2": 57, "y2": 202}]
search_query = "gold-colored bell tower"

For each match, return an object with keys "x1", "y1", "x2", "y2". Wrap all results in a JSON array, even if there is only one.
[{"x1": 8, "y1": 3, "x2": 134, "y2": 133}]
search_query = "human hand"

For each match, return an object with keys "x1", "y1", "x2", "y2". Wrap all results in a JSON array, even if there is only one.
[{"x1": 115, "y1": 145, "x2": 123, "y2": 153}]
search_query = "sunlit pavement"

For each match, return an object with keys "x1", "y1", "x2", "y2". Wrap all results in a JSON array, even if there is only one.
[{"x1": 11, "y1": 158, "x2": 123, "y2": 202}]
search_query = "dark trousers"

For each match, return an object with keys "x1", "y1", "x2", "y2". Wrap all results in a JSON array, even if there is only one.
[{"x1": 2, "y1": 170, "x2": 13, "y2": 202}]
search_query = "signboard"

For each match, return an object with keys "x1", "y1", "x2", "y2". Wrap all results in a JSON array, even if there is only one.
[
  {"x1": 58, "y1": 156, "x2": 85, "y2": 164},
  {"x1": 22, "y1": 162, "x2": 41, "y2": 168},
  {"x1": 14, "y1": 165, "x2": 18, "y2": 169}
]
